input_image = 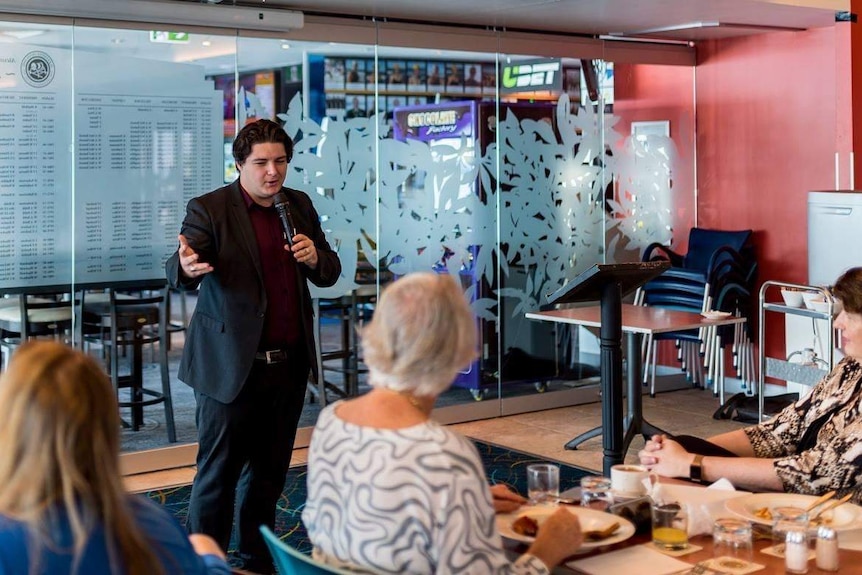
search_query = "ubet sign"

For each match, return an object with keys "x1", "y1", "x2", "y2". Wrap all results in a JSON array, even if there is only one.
[{"x1": 501, "y1": 59, "x2": 562, "y2": 93}]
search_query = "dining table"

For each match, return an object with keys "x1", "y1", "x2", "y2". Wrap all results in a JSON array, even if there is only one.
[
  {"x1": 504, "y1": 525, "x2": 862, "y2": 574},
  {"x1": 525, "y1": 304, "x2": 746, "y2": 474},
  {"x1": 501, "y1": 480, "x2": 862, "y2": 574}
]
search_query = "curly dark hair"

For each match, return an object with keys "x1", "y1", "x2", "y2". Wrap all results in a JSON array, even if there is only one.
[
  {"x1": 833, "y1": 267, "x2": 862, "y2": 314},
  {"x1": 232, "y1": 119, "x2": 294, "y2": 165}
]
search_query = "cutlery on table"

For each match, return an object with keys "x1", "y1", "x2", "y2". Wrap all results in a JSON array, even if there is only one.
[
  {"x1": 804, "y1": 490, "x2": 835, "y2": 512},
  {"x1": 812, "y1": 493, "x2": 853, "y2": 520}
]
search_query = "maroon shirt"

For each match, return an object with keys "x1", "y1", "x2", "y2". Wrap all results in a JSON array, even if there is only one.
[{"x1": 241, "y1": 187, "x2": 302, "y2": 349}]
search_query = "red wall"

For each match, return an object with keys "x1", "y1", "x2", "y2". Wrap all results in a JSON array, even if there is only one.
[{"x1": 696, "y1": 27, "x2": 841, "y2": 359}]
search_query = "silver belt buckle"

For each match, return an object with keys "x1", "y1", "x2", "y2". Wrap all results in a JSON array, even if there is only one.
[{"x1": 265, "y1": 350, "x2": 278, "y2": 364}]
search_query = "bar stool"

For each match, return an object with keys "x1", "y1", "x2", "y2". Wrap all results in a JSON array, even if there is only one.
[
  {"x1": 312, "y1": 284, "x2": 377, "y2": 407},
  {"x1": 0, "y1": 293, "x2": 74, "y2": 369},
  {"x1": 81, "y1": 284, "x2": 176, "y2": 442}
]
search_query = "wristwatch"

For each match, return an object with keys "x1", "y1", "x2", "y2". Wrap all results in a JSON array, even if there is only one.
[{"x1": 690, "y1": 454, "x2": 705, "y2": 483}]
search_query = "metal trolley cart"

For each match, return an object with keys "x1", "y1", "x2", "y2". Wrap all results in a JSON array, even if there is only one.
[{"x1": 757, "y1": 280, "x2": 836, "y2": 422}]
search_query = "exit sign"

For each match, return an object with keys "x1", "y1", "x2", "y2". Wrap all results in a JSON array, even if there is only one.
[{"x1": 149, "y1": 31, "x2": 190, "y2": 44}]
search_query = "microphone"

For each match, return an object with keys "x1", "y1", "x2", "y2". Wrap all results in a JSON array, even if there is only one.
[{"x1": 273, "y1": 192, "x2": 297, "y2": 248}]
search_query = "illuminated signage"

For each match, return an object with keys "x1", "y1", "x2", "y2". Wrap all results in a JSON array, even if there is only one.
[
  {"x1": 501, "y1": 58, "x2": 562, "y2": 93},
  {"x1": 406, "y1": 109, "x2": 460, "y2": 135},
  {"x1": 149, "y1": 31, "x2": 190, "y2": 44}
]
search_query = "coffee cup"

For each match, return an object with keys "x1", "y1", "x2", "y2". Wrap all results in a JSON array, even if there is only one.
[{"x1": 610, "y1": 464, "x2": 655, "y2": 496}]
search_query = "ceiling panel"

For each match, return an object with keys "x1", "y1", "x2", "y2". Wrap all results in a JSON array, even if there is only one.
[{"x1": 173, "y1": 0, "x2": 845, "y2": 41}]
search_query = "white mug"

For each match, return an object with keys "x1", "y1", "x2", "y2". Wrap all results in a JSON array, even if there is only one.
[{"x1": 610, "y1": 464, "x2": 655, "y2": 496}]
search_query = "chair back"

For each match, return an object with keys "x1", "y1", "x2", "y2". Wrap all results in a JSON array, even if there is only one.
[
  {"x1": 683, "y1": 228, "x2": 752, "y2": 271},
  {"x1": 259, "y1": 526, "x2": 355, "y2": 575},
  {"x1": 0, "y1": 293, "x2": 75, "y2": 368},
  {"x1": 0, "y1": 293, "x2": 74, "y2": 340}
]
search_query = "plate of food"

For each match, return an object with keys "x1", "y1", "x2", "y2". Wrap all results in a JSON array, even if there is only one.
[
  {"x1": 497, "y1": 505, "x2": 636, "y2": 550},
  {"x1": 725, "y1": 493, "x2": 862, "y2": 531},
  {"x1": 701, "y1": 311, "x2": 733, "y2": 320}
]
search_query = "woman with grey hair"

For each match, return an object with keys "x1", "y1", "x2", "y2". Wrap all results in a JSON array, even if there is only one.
[{"x1": 303, "y1": 272, "x2": 582, "y2": 574}]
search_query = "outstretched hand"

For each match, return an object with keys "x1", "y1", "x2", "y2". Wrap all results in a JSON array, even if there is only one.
[{"x1": 177, "y1": 234, "x2": 213, "y2": 279}]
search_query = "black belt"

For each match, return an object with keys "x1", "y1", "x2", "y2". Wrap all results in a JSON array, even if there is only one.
[{"x1": 255, "y1": 349, "x2": 294, "y2": 364}]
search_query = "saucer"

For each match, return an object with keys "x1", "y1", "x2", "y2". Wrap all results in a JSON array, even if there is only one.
[{"x1": 701, "y1": 310, "x2": 732, "y2": 320}]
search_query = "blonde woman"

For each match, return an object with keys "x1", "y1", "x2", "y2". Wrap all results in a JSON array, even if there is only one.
[
  {"x1": 0, "y1": 341, "x2": 230, "y2": 574},
  {"x1": 303, "y1": 273, "x2": 582, "y2": 574}
]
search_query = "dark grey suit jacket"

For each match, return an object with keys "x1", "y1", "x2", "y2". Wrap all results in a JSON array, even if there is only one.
[{"x1": 166, "y1": 181, "x2": 341, "y2": 404}]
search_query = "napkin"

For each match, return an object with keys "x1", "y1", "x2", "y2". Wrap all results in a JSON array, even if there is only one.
[
  {"x1": 649, "y1": 479, "x2": 750, "y2": 536},
  {"x1": 566, "y1": 543, "x2": 692, "y2": 575}
]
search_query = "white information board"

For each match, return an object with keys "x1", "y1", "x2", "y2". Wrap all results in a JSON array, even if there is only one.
[{"x1": 0, "y1": 46, "x2": 222, "y2": 291}]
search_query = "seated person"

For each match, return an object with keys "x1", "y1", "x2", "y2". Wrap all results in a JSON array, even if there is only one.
[
  {"x1": 0, "y1": 341, "x2": 231, "y2": 575},
  {"x1": 303, "y1": 272, "x2": 582, "y2": 574},
  {"x1": 640, "y1": 266, "x2": 862, "y2": 499}
]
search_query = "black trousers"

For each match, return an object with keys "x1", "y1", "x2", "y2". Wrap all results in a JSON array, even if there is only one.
[{"x1": 187, "y1": 354, "x2": 309, "y2": 570}]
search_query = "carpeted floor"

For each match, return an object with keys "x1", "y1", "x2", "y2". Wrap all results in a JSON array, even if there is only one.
[{"x1": 143, "y1": 439, "x2": 592, "y2": 558}]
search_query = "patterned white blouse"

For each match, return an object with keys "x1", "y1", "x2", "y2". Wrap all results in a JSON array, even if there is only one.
[
  {"x1": 745, "y1": 357, "x2": 862, "y2": 500},
  {"x1": 302, "y1": 403, "x2": 549, "y2": 574}
]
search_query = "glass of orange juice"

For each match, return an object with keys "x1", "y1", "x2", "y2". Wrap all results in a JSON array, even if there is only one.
[{"x1": 652, "y1": 502, "x2": 688, "y2": 550}]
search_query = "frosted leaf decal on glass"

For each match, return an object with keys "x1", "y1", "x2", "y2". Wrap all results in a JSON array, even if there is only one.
[
  {"x1": 272, "y1": 93, "x2": 673, "y2": 315},
  {"x1": 607, "y1": 129, "x2": 675, "y2": 262},
  {"x1": 488, "y1": 96, "x2": 608, "y2": 309}
]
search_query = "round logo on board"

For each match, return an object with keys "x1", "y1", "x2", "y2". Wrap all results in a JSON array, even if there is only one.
[{"x1": 21, "y1": 51, "x2": 54, "y2": 88}]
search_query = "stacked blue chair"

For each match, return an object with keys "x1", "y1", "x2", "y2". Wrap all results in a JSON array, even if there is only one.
[{"x1": 637, "y1": 228, "x2": 757, "y2": 401}]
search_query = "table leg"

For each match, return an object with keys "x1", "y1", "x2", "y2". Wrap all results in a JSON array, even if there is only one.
[
  {"x1": 131, "y1": 328, "x2": 144, "y2": 430},
  {"x1": 621, "y1": 331, "x2": 668, "y2": 455},
  {"x1": 566, "y1": 331, "x2": 669, "y2": 459},
  {"x1": 600, "y1": 283, "x2": 624, "y2": 476},
  {"x1": 564, "y1": 426, "x2": 602, "y2": 450}
]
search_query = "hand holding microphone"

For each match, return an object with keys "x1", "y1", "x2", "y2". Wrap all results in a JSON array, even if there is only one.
[
  {"x1": 273, "y1": 192, "x2": 297, "y2": 248},
  {"x1": 274, "y1": 192, "x2": 318, "y2": 269}
]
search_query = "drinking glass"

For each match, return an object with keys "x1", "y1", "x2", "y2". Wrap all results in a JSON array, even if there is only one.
[
  {"x1": 712, "y1": 517, "x2": 754, "y2": 570},
  {"x1": 652, "y1": 502, "x2": 688, "y2": 551},
  {"x1": 580, "y1": 476, "x2": 613, "y2": 511},
  {"x1": 772, "y1": 506, "x2": 809, "y2": 554},
  {"x1": 526, "y1": 463, "x2": 559, "y2": 506}
]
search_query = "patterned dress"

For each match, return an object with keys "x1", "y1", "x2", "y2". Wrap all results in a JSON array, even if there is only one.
[
  {"x1": 745, "y1": 357, "x2": 862, "y2": 500},
  {"x1": 302, "y1": 403, "x2": 548, "y2": 574}
]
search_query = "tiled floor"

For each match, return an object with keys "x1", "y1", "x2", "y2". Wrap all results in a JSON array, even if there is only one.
[
  {"x1": 450, "y1": 387, "x2": 747, "y2": 471},
  {"x1": 124, "y1": 387, "x2": 747, "y2": 493}
]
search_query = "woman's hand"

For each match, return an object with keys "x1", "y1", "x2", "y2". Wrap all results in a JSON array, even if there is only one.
[
  {"x1": 188, "y1": 533, "x2": 226, "y2": 559},
  {"x1": 489, "y1": 483, "x2": 527, "y2": 514},
  {"x1": 528, "y1": 508, "x2": 583, "y2": 568},
  {"x1": 638, "y1": 435, "x2": 694, "y2": 479},
  {"x1": 638, "y1": 434, "x2": 666, "y2": 466}
]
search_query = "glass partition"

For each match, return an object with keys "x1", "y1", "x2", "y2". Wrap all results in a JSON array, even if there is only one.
[
  {"x1": 0, "y1": 21, "x2": 74, "y2": 297},
  {"x1": 0, "y1": 12, "x2": 696, "y2": 461}
]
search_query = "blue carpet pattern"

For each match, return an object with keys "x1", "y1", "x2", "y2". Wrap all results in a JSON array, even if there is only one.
[{"x1": 143, "y1": 440, "x2": 593, "y2": 555}]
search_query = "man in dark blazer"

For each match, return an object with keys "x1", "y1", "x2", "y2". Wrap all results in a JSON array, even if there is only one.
[{"x1": 166, "y1": 119, "x2": 340, "y2": 573}]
